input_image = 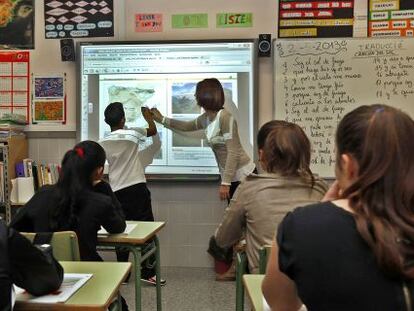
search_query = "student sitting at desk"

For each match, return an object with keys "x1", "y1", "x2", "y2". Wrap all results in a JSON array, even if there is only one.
[
  {"x1": 0, "y1": 220, "x2": 63, "y2": 310},
  {"x1": 263, "y1": 105, "x2": 414, "y2": 311},
  {"x1": 214, "y1": 120, "x2": 327, "y2": 274},
  {"x1": 10, "y1": 140, "x2": 126, "y2": 261}
]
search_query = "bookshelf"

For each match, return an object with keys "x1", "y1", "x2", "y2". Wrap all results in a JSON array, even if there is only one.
[{"x1": 0, "y1": 135, "x2": 28, "y2": 223}]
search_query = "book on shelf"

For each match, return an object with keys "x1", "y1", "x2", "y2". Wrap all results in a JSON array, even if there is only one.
[
  {"x1": 14, "y1": 160, "x2": 60, "y2": 191},
  {"x1": 0, "y1": 162, "x2": 4, "y2": 203},
  {"x1": 15, "y1": 162, "x2": 25, "y2": 177}
]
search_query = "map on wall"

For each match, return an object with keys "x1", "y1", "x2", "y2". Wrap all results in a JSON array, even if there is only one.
[
  {"x1": 0, "y1": 0, "x2": 34, "y2": 49},
  {"x1": 369, "y1": 0, "x2": 414, "y2": 37},
  {"x1": 44, "y1": 0, "x2": 114, "y2": 39},
  {"x1": 278, "y1": 0, "x2": 355, "y2": 38}
]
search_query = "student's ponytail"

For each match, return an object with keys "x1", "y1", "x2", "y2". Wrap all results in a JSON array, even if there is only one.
[
  {"x1": 337, "y1": 105, "x2": 414, "y2": 278},
  {"x1": 52, "y1": 141, "x2": 106, "y2": 230}
]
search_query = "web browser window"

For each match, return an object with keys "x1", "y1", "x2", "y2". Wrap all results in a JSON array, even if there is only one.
[{"x1": 79, "y1": 41, "x2": 257, "y2": 177}]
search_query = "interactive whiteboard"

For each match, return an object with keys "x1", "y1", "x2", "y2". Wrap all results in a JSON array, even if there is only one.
[
  {"x1": 274, "y1": 38, "x2": 414, "y2": 178},
  {"x1": 78, "y1": 40, "x2": 257, "y2": 178}
]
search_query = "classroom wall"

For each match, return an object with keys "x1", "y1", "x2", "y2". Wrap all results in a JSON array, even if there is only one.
[{"x1": 27, "y1": 0, "x2": 277, "y2": 267}]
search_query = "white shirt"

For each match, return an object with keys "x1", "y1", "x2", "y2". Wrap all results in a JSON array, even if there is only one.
[{"x1": 99, "y1": 128, "x2": 148, "y2": 192}]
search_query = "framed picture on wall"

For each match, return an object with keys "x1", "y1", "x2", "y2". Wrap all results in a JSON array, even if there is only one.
[
  {"x1": 32, "y1": 75, "x2": 66, "y2": 124},
  {"x1": 0, "y1": 0, "x2": 35, "y2": 49}
]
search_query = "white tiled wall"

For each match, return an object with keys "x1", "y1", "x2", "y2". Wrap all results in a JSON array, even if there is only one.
[
  {"x1": 28, "y1": 137, "x2": 77, "y2": 165},
  {"x1": 151, "y1": 183, "x2": 227, "y2": 268},
  {"x1": 29, "y1": 137, "x2": 226, "y2": 268}
]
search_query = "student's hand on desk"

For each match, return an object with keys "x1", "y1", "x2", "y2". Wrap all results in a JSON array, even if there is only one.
[
  {"x1": 150, "y1": 108, "x2": 164, "y2": 123},
  {"x1": 219, "y1": 185, "x2": 230, "y2": 201}
]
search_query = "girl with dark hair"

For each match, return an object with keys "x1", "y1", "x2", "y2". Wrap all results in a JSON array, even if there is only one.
[
  {"x1": 0, "y1": 220, "x2": 63, "y2": 310},
  {"x1": 263, "y1": 105, "x2": 414, "y2": 311},
  {"x1": 151, "y1": 78, "x2": 254, "y2": 201},
  {"x1": 214, "y1": 120, "x2": 327, "y2": 275},
  {"x1": 11, "y1": 140, "x2": 126, "y2": 261}
]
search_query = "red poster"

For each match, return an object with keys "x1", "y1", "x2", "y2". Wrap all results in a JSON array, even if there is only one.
[{"x1": 0, "y1": 52, "x2": 30, "y2": 123}]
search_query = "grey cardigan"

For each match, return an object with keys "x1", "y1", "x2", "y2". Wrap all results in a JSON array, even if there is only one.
[{"x1": 215, "y1": 173, "x2": 328, "y2": 273}]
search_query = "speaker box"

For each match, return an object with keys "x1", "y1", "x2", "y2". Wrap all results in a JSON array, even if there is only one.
[
  {"x1": 60, "y1": 39, "x2": 75, "y2": 62},
  {"x1": 258, "y1": 34, "x2": 271, "y2": 57}
]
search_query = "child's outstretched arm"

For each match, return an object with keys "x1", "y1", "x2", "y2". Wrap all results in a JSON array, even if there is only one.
[{"x1": 142, "y1": 107, "x2": 157, "y2": 137}]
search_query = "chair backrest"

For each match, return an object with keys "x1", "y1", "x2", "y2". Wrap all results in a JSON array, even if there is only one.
[
  {"x1": 21, "y1": 231, "x2": 80, "y2": 261},
  {"x1": 235, "y1": 251, "x2": 247, "y2": 311},
  {"x1": 259, "y1": 245, "x2": 272, "y2": 274}
]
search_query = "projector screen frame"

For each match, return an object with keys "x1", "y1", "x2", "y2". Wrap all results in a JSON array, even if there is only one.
[{"x1": 76, "y1": 39, "x2": 258, "y2": 181}]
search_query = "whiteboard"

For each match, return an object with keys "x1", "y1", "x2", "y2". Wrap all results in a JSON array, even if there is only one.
[{"x1": 274, "y1": 38, "x2": 414, "y2": 178}]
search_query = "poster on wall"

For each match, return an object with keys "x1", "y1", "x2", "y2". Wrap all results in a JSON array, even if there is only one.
[
  {"x1": 44, "y1": 0, "x2": 114, "y2": 39},
  {"x1": 0, "y1": 0, "x2": 34, "y2": 49},
  {"x1": 278, "y1": 0, "x2": 355, "y2": 38},
  {"x1": 171, "y1": 14, "x2": 208, "y2": 29},
  {"x1": 369, "y1": 0, "x2": 414, "y2": 36},
  {"x1": 0, "y1": 51, "x2": 30, "y2": 123},
  {"x1": 216, "y1": 13, "x2": 253, "y2": 28},
  {"x1": 135, "y1": 13, "x2": 163, "y2": 32},
  {"x1": 32, "y1": 75, "x2": 66, "y2": 123}
]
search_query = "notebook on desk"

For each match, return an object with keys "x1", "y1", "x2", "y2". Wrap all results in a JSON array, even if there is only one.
[
  {"x1": 15, "y1": 273, "x2": 92, "y2": 303},
  {"x1": 98, "y1": 223, "x2": 137, "y2": 236}
]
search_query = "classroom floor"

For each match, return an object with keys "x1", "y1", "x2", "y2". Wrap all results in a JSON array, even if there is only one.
[
  {"x1": 101, "y1": 251, "x2": 251, "y2": 310},
  {"x1": 120, "y1": 266, "x2": 251, "y2": 311}
]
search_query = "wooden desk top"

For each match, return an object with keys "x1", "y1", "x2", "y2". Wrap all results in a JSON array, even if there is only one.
[
  {"x1": 15, "y1": 261, "x2": 131, "y2": 311},
  {"x1": 243, "y1": 274, "x2": 265, "y2": 311},
  {"x1": 97, "y1": 221, "x2": 165, "y2": 245}
]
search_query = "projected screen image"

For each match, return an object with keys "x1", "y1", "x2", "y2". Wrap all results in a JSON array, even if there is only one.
[{"x1": 79, "y1": 41, "x2": 256, "y2": 177}]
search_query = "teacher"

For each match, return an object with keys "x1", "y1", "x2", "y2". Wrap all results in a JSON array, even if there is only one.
[{"x1": 151, "y1": 78, "x2": 255, "y2": 201}]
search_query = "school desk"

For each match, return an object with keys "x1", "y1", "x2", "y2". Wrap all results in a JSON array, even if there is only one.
[
  {"x1": 15, "y1": 261, "x2": 131, "y2": 311},
  {"x1": 97, "y1": 221, "x2": 165, "y2": 311},
  {"x1": 243, "y1": 274, "x2": 265, "y2": 311}
]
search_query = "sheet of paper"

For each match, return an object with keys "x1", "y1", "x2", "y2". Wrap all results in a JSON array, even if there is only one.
[
  {"x1": 15, "y1": 273, "x2": 92, "y2": 303},
  {"x1": 98, "y1": 223, "x2": 137, "y2": 235}
]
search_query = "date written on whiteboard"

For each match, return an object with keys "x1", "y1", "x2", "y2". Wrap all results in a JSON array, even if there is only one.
[{"x1": 276, "y1": 40, "x2": 347, "y2": 57}]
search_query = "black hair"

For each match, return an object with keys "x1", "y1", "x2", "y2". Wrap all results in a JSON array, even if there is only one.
[
  {"x1": 104, "y1": 102, "x2": 125, "y2": 128},
  {"x1": 52, "y1": 140, "x2": 106, "y2": 230}
]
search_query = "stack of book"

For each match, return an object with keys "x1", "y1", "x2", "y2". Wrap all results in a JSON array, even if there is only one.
[
  {"x1": 15, "y1": 159, "x2": 60, "y2": 191},
  {"x1": 0, "y1": 161, "x2": 4, "y2": 203}
]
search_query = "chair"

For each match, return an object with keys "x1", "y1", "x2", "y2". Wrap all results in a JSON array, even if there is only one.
[
  {"x1": 259, "y1": 245, "x2": 272, "y2": 274},
  {"x1": 235, "y1": 251, "x2": 247, "y2": 311},
  {"x1": 236, "y1": 245, "x2": 272, "y2": 311},
  {"x1": 21, "y1": 231, "x2": 80, "y2": 261}
]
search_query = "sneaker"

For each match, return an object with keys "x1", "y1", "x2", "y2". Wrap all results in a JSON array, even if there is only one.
[{"x1": 141, "y1": 276, "x2": 166, "y2": 286}]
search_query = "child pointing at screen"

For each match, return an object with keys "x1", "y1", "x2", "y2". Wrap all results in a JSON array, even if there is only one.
[{"x1": 99, "y1": 102, "x2": 165, "y2": 286}]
